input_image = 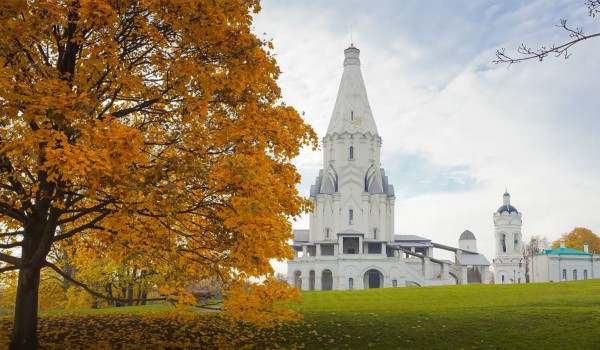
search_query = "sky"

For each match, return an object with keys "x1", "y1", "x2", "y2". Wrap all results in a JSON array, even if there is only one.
[{"x1": 252, "y1": 0, "x2": 600, "y2": 271}]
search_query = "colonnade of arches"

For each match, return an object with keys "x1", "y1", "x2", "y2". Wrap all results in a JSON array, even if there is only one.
[{"x1": 293, "y1": 268, "x2": 389, "y2": 291}]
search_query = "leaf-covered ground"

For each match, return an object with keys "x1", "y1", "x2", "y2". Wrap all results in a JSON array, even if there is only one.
[{"x1": 2, "y1": 280, "x2": 600, "y2": 349}]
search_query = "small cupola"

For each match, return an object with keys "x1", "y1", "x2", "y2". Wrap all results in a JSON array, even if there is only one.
[{"x1": 497, "y1": 191, "x2": 518, "y2": 214}]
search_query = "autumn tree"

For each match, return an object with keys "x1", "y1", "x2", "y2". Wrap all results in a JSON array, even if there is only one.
[
  {"x1": 551, "y1": 227, "x2": 600, "y2": 253},
  {"x1": 523, "y1": 235, "x2": 549, "y2": 282},
  {"x1": 494, "y1": 0, "x2": 600, "y2": 66},
  {"x1": 0, "y1": 1, "x2": 316, "y2": 349}
]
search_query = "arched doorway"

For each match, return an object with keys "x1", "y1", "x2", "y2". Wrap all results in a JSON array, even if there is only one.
[
  {"x1": 322, "y1": 270, "x2": 333, "y2": 290},
  {"x1": 363, "y1": 269, "x2": 384, "y2": 289},
  {"x1": 309, "y1": 270, "x2": 315, "y2": 291},
  {"x1": 293, "y1": 270, "x2": 302, "y2": 289}
]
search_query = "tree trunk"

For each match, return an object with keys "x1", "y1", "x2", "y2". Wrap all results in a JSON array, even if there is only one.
[
  {"x1": 105, "y1": 284, "x2": 114, "y2": 307},
  {"x1": 135, "y1": 285, "x2": 142, "y2": 306},
  {"x1": 126, "y1": 284, "x2": 134, "y2": 306},
  {"x1": 9, "y1": 266, "x2": 42, "y2": 350}
]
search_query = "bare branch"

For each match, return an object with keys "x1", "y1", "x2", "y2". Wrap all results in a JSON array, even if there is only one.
[
  {"x1": 588, "y1": 0, "x2": 600, "y2": 17},
  {"x1": 494, "y1": 17, "x2": 600, "y2": 66}
]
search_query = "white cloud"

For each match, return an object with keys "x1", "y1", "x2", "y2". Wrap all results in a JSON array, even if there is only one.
[{"x1": 254, "y1": 0, "x2": 600, "y2": 272}]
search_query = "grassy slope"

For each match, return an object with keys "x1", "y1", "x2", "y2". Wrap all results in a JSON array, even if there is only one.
[
  {"x1": 0, "y1": 280, "x2": 599, "y2": 349},
  {"x1": 291, "y1": 280, "x2": 600, "y2": 349}
]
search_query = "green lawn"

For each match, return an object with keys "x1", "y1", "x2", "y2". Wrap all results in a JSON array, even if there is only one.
[
  {"x1": 289, "y1": 280, "x2": 600, "y2": 349},
  {"x1": 1, "y1": 280, "x2": 599, "y2": 349}
]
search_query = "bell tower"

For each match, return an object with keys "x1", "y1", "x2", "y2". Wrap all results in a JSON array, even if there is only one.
[{"x1": 492, "y1": 191, "x2": 525, "y2": 283}]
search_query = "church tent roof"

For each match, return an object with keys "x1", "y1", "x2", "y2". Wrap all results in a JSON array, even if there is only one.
[{"x1": 326, "y1": 45, "x2": 378, "y2": 136}]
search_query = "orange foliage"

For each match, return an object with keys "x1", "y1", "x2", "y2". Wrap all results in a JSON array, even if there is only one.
[
  {"x1": 551, "y1": 227, "x2": 600, "y2": 253},
  {"x1": 0, "y1": 312, "x2": 309, "y2": 350},
  {"x1": 0, "y1": 0, "x2": 316, "y2": 343},
  {"x1": 225, "y1": 278, "x2": 303, "y2": 327}
]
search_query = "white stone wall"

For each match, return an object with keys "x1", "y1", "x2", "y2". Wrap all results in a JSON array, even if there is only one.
[
  {"x1": 287, "y1": 254, "x2": 455, "y2": 291},
  {"x1": 531, "y1": 254, "x2": 600, "y2": 282},
  {"x1": 459, "y1": 239, "x2": 477, "y2": 252}
]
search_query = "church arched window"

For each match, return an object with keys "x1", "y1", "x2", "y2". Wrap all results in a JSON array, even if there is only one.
[
  {"x1": 584, "y1": 270, "x2": 588, "y2": 280},
  {"x1": 351, "y1": 110, "x2": 354, "y2": 121},
  {"x1": 349, "y1": 277, "x2": 354, "y2": 290},
  {"x1": 562, "y1": 269, "x2": 567, "y2": 281},
  {"x1": 325, "y1": 228, "x2": 330, "y2": 238},
  {"x1": 349, "y1": 209, "x2": 354, "y2": 225},
  {"x1": 573, "y1": 269, "x2": 578, "y2": 280},
  {"x1": 373, "y1": 228, "x2": 377, "y2": 240},
  {"x1": 349, "y1": 146, "x2": 354, "y2": 159},
  {"x1": 500, "y1": 234, "x2": 506, "y2": 253}
]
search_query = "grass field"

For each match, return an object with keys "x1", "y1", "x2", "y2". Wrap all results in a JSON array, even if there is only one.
[{"x1": 1, "y1": 280, "x2": 600, "y2": 349}]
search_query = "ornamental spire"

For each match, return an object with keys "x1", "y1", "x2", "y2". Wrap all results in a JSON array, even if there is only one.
[{"x1": 326, "y1": 45, "x2": 378, "y2": 136}]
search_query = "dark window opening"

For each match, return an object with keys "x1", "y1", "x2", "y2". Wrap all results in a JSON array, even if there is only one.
[{"x1": 368, "y1": 243, "x2": 382, "y2": 254}]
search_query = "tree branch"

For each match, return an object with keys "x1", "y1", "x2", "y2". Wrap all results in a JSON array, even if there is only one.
[
  {"x1": 44, "y1": 261, "x2": 166, "y2": 303},
  {"x1": 0, "y1": 252, "x2": 22, "y2": 265},
  {"x1": 57, "y1": 200, "x2": 112, "y2": 225},
  {"x1": 53, "y1": 210, "x2": 110, "y2": 242},
  {"x1": 494, "y1": 16, "x2": 600, "y2": 67},
  {"x1": 588, "y1": 0, "x2": 600, "y2": 17},
  {"x1": 0, "y1": 230, "x2": 24, "y2": 238},
  {"x1": 0, "y1": 263, "x2": 29, "y2": 273},
  {"x1": 0, "y1": 202, "x2": 26, "y2": 223},
  {"x1": 110, "y1": 98, "x2": 160, "y2": 118},
  {"x1": 0, "y1": 241, "x2": 22, "y2": 249}
]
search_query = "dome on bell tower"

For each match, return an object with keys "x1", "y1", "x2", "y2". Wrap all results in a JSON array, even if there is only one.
[{"x1": 497, "y1": 191, "x2": 518, "y2": 214}]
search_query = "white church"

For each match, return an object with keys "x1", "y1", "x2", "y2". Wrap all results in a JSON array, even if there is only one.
[{"x1": 286, "y1": 45, "x2": 494, "y2": 290}]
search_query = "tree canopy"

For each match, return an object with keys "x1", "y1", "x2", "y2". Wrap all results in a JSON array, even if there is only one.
[
  {"x1": 551, "y1": 227, "x2": 600, "y2": 253},
  {"x1": 0, "y1": 0, "x2": 316, "y2": 349}
]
